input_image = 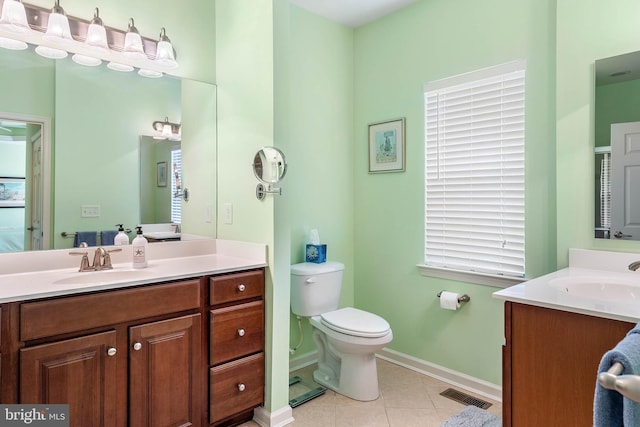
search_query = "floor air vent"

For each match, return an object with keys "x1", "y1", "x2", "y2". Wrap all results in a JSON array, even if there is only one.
[{"x1": 439, "y1": 388, "x2": 492, "y2": 409}]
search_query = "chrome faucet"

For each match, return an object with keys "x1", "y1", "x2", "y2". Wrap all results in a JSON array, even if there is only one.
[
  {"x1": 629, "y1": 261, "x2": 640, "y2": 271},
  {"x1": 69, "y1": 247, "x2": 122, "y2": 272}
]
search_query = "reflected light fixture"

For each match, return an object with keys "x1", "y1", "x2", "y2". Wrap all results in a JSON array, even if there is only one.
[
  {"x1": 72, "y1": 8, "x2": 108, "y2": 67},
  {"x1": 0, "y1": 0, "x2": 30, "y2": 50},
  {"x1": 35, "y1": 0, "x2": 72, "y2": 59},
  {"x1": 154, "y1": 27, "x2": 178, "y2": 69},
  {"x1": 152, "y1": 117, "x2": 181, "y2": 141}
]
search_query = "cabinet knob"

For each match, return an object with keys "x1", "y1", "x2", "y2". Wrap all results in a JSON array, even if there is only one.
[
  {"x1": 107, "y1": 347, "x2": 117, "y2": 357},
  {"x1": 133, "y1": 342, "x2": 142, "y2": 351},
  {"x1": 237, "y1": 284, "x2": 246, "y2": 292},
  {"x1": 237, "y1": 328, "x2": 246, "y2": 337},
  {"x1": 237, "y1": 383, "x2": 246, "y2": 392}
]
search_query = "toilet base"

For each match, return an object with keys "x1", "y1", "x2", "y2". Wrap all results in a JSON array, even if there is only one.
[{"x1": 312, "y1": 352, "x2": 381, "y2": 401}]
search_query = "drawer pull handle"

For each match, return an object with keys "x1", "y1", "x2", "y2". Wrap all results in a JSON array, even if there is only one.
[
  {"x1": 133, "y1": 342, "x2": 142, "y2": 351},
  {"x1": 238, "y1": 284, "x2": 246, "y2": 292},
  {"x1": 237, "y1": 328, "x2": 246, "y2": 337},
  {"x1": 107, "y1": 347, "x2": 117, "y2": 357},
  {"x1": 238, "y1": 383, "x2": 246, "y2": 392}
]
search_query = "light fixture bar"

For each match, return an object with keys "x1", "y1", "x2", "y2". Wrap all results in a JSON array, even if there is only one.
[{"x1": 0, "y1": 0, "x2": 178, "y2": 75}]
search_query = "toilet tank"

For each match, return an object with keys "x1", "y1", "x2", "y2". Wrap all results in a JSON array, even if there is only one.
[{"x1": 290, "y1": 261, "x2": 344, "y2": 317}]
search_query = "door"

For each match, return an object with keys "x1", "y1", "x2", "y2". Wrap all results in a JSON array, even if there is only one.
[
  {"x1": 29, "y1": 129, "x2": 43, "y2": 250},
  {"x1": 20, "y1": 331, "x2": 118, "y2": 427},
  {"x1": 129, "y1": 314, "x2": 201, "y2": 427},
  {"x1": 611, "y1": 121, "x2": 640, "y2": 239}
]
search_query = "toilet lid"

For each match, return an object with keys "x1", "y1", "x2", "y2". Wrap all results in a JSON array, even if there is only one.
[{"x1": 320, "y1": 307, "x2": 391, "y2": 338}]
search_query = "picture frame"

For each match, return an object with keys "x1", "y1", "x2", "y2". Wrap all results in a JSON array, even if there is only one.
[
  {"x1": 368, "y1": 118, "x2": 406, "y2": 173},
  {"x1": 157, "y1": 162, "x2": 167, "y2": 187},
  {"x1": 0, "y1": 177, "x2": 26, "y2": 208}
]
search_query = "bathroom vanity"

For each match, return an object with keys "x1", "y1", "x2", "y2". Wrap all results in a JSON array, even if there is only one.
[
  {"x1": 0, "y1": 239, "x2": 266, "y2": 427},
  {"x1": 494, "y1": 249, "x2": 640, "y2": 427}
]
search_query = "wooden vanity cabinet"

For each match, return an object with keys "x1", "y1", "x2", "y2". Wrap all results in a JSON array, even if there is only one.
[
  {"x1": 15, "y1": 279, "x2": 203, "y2": 427},
  {"x1": 503, "y1": 301, "x2": 635, "y2": 427},
  {"x1": 208, "y1": 269, "x2": 265, "y2": 426}
]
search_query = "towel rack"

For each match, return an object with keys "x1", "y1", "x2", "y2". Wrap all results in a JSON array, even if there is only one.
[
  {"x1": 598, "y1": 362, "x2": 640, "y2": 403},
  {"x1": 61, "y1": 231, "x2": 76, "y2": 237}
]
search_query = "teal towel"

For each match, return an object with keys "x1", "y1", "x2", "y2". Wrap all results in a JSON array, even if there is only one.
[
  {"x1": 73, "y1": 231, "x2": 97, "y2": 247},
  {"x1": 594, "y1": 323, "x2": 640, "y2": 427}
]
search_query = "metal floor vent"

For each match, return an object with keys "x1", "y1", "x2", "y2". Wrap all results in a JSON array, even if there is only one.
[{"x1": 439, "y1": 388, "x2": 492, "y2": 409}]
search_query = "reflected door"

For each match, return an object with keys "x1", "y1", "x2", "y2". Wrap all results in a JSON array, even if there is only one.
[
  {"x1": 29, "y1": 129, "x2": 42, "y2": 250},
  {"x1": 611, "y1": 121, "x2": 640, "y2": 239}
]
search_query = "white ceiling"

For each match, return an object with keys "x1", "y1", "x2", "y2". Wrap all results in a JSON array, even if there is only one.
[{"x1": 290, "y1": 0, "x2": 418, "y2": 28}]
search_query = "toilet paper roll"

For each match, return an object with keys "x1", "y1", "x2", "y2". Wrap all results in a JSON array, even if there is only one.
[{"x1": 440, "y1": 291, "x2": 461, "y2": 310}]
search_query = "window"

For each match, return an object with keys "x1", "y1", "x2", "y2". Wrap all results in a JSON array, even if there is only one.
[
  {"x1": 423, "y1": 61, "x2": 525, "y2": 280},
  {"x1": 170, "y1": 148, "x2": 182, "y2": 224}
]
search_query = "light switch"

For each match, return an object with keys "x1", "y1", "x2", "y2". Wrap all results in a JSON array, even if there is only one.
[
  {"x1": 81, "y1": 205, "x2": 100, "y2": 218},
  {"x1": 205, "y1": 203, "x2": 212, "y2": 223},
  {"x1": 223, "y1": 203, "x2": 233, "y2": 225}
]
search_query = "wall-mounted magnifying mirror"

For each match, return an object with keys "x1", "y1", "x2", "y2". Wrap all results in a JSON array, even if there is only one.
[{"x1": 253, "y1": 146, "x2": 287, "y2": 200}]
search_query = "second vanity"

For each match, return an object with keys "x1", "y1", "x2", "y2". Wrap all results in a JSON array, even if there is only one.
[
  {"x1": 0, "y1": 238, "x2": 267, "y2": 427},
  {"x1": 494, "y1": 248, "x2": 640, "y2": 427}
]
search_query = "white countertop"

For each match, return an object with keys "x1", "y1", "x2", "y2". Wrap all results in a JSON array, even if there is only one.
[
  {"x1": 493, "y1": 248, "x2": 640, "y2": 323},
  {"x1": 0, "y1": 238, "x2": 267, "y2": 303}
]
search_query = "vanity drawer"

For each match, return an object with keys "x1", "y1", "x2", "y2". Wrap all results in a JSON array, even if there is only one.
[
  {"x1": 210, "y1": 301, "x2": 264, "y2": 365},
  {"x1": 21, "y1": 280, "x2": 201, "y2": 341},
  {"x1": 209, "y1": 352, "x2": 264, "y2": 425},
  {"x1": 209, "y1": 270, "x2": 264, "y2": 306}
]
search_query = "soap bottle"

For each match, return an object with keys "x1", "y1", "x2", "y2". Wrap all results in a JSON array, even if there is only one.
[
  {"x1": 114, "y1": 224, "x2": 129, "y2": 246},
  {"x1": 132, "y1": 226, "x2": 148, "y2": 268}
]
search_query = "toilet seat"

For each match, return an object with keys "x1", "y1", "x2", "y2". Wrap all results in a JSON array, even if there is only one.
[{"x1": 320, "y1": 307, "x2": 390, "y2": 338}]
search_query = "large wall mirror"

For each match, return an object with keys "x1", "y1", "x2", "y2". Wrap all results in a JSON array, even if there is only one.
[
  {"x1": 594, "y1": 50, "x2": 640, "y2": 240},
  {"x1": 0, "y1": 46, "x2": 217, "y2": 253}
]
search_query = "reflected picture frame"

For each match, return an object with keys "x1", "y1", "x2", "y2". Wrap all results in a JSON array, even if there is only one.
[
  {"x1": 0, "y1": 177, "x2": 26, "y2": 208},
  {"x1": 157, "y1": 162, "x2": 167, "y2": 187},
  {"x1": 368, "y1": 118, "x2": 406, "y2": 173}
]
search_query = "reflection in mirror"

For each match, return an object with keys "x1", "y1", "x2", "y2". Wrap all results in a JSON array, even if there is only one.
[
  {"x1": 253, "y1": 146, "x2": 287, "y2": 184},
  {"x1": 595, "y1": 51, "x2": 640, "y2": 240},
  {"x1": 140, "y1": 136, "x2": 182, "y2": 225},
  {"x1": 0, "y1": 116, "x2": 49, "y2": 253}
]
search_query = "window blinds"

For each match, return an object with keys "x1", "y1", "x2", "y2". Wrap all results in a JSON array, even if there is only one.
[
  {"x1": 170, "y1": 148, "x2": 182, "y2": 224},
  {"x1": 424, "y1": 61, "x2": 525, "y2": 278}
]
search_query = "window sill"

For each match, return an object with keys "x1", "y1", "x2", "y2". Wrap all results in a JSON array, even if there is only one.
[{"x1": 416, "y1": 264, "x2": 526, "y2": 289}]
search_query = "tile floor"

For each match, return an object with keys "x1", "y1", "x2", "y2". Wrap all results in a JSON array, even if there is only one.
[{"x1": 240, "y1": 358, "x2": 502, "y2": 427}]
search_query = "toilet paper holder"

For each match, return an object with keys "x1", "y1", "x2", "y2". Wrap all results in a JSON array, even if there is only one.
[{"x1": 437, "y1": 291, "x2": 470, "y2": 304}]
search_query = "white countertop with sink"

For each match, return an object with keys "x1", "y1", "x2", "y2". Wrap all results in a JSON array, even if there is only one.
[
  {"x1": 493, "y1": 248, "x2": 640, "y2": 323},
  {"x1": 0, "y1": 237, "x2": 267, "y2": 303}
]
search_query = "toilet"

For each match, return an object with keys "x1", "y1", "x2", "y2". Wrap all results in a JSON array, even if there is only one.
[{"x1": 290, "y1": 261, "x2": 393, "y2": 401}]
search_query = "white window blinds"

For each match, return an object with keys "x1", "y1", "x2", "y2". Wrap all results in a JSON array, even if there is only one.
[
  {"x1": 424, "y1": 61, "x2": 525, "y2": 278},
  {"x1": 170, "y1": 148, "x2": 182, "y2": 224}
]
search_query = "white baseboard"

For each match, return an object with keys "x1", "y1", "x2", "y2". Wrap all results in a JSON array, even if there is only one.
[
  {"x1": 253, "y1": 405, "x2": 294, "y2": 427},
  {"x1": 377, "y1": 348, "x2": 502, "y2": 402},
  {"x1": 289, "y1": 348, "x2": 502, "y2": 403}
]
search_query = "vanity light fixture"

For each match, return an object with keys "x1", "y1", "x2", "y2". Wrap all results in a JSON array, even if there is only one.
[
  {"x1": 72, "y1": 8, "x2": 108, "y2": 67},
  {"x1": 154, "y1": 27, "x2": 178, "y2": 69},
  {"x1": 0, "y1": 1, "x2": 180, "y2": 76},
  {"x1": 0, "y1": 0, "x2": 29, "y2": 49},
  {"x1": 34, "y1": 0, "x2": 72, "y2": 59},
  {"x1": 152, "y1": 117, "x2": 181, "y2": 141}
]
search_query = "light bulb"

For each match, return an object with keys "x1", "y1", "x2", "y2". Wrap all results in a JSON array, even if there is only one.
[{"x1": 0, "y1": 0, "x2": 30, "y2": 33}]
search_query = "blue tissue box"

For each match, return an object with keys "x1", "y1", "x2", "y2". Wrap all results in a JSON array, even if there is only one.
[{"x1": 305, "y1": 244, "x2": 326, "y2": 263}]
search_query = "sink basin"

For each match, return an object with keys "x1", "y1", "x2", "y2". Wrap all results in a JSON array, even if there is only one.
[
  {"x1": 54, "y1": 269, "x2": 152, "y2": 285},
  {"x1": 549, "y1": 276, "x2": 640, "y2": 302}
]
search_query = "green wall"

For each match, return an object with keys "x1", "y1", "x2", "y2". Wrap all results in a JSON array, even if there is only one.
[
  {"x1": 557, "y1": 0, "x2": 640, "y2": 263},
  {"x1": 351, "y1": 0, "x2": 556, "y2": 385},
  {"x1": 595, "y1": 79, "x2": 640, "y2": 147}
]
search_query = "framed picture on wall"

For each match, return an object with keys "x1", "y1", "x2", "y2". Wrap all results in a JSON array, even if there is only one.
[
  {"x1": 0, "y1": 177, "x2": 26, "y2": 207},
  {"x1": 157, "y1": 162, "x2": 167, "y2": 187},
  {"x1": 368, "y1": 118, "x2": 406, "y2": 173}
]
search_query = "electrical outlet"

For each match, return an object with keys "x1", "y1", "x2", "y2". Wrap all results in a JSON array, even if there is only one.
[
  {"x1": 223, "y1": 203, "x2": 233, "y2": 225},
  {"x1": 81, "y1": 205, "x2": 100, "y2": 218}
]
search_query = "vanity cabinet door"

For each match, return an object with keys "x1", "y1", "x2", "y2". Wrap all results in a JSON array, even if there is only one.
[
  {"x1": 20, "y1": 330, "x2": 117, "y2": 427},
  {"x1": 129, "y1": 314, "x2": 201, "y2": 427}
]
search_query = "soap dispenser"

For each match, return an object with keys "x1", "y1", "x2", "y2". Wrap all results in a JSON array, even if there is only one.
[
  {"x1": 132, "y1": 226, "x2": 148, "y2": 268},
  {"x1": 114, "y1": 224, "x2": 129, "y2": 246}
]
